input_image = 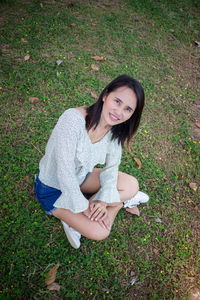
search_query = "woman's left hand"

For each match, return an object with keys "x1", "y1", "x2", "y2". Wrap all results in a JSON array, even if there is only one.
[{"x1": 89, "y1": 200, "x2": 108, "y2": 221}]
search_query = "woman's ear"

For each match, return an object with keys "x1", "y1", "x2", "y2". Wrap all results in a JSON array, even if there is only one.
[{"x1": 102, "y1": 94, "x2": 107, "y2": 102}]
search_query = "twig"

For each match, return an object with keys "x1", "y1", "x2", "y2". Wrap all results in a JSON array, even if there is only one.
[{"x1": 30, "y1": 142, "x2": 43, "y2": 155}]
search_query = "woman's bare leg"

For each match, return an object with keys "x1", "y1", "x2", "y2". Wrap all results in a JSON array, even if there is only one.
[
  {"x1": 80, "y1": 168, "x2": 139, "y2": 202},
  {"x1": 52, "y1": 168, "x2": 138, "y2": 240},
  {"x1": 52, "y1": 203, "x2": 122, "y2": 241}
]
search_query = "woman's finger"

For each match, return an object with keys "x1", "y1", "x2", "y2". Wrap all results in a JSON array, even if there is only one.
[
  {"x1": 89, "y1": 202, "x2": 96, "y2": 212},
  {"x1": 98, "y1": 219, "x2": 106, "y2": 229},
  {"x1": 88, "y1": 203, "x2": 98, "y2": 217},
  {"x1": 90, "y1": 207, "x2": 103, "y2": 221},
  {"x1": 99, "y1": 209, "x2": 108, "y2": 221},
  {"x1": 94, "y1": 210, "x2": 105, "y2": 221},
  {"x1": 103, "y1": 218, "x2": 111, "y2": 230}
]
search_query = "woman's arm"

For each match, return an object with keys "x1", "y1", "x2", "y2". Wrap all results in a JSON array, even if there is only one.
[{"x1": 53, "y1": 110, "x2": 89, "y2": 213}]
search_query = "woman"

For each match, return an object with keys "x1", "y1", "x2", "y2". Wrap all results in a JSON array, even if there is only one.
[{"x1": 34, "y1": 74, "x2": 149, "y2": 249}]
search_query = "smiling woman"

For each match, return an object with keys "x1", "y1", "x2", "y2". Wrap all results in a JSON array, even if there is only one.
[{"x1": 34, "y1": 74, "x2": 149, "y2": 249}]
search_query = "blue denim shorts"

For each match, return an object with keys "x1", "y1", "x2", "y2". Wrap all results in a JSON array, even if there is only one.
[{"x1": 34, "y1": 173, "x2": 91, "y2": 214}]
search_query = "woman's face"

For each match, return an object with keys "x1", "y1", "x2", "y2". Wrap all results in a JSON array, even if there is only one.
[{"x1": 101, "y1": 86, "x2": 137, "y2": 128}]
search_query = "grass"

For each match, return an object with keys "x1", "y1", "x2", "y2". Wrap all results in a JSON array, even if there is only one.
[{"x1": 1, "y1": 0, "x2": 200, "y2": 299}]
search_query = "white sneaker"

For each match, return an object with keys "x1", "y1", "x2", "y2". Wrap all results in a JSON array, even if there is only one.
[
  {"x1": 61, "y1": 221, "x2": 81, "y2": 249},
  {"x1": 124, "y1": 191, "x2": 149, "y2": 208}
]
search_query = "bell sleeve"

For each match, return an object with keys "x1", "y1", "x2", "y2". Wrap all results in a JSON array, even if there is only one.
[
  {"x1": 92, "y1": 139, "x2": 122, "y2": 204},
  {"x1": 53, "y1": 111, "x2": 89, "y2": 213}
]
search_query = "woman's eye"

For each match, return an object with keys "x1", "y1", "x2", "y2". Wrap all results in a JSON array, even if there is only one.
[{"x1": 115, "y1": 99, "x2": 120, "y2": 103}]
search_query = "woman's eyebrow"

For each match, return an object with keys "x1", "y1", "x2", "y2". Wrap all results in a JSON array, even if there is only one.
[
  {"x1": 115, "y1": 97, "x2": 123, "y2": 102},
  {"x1": 115, "y1": 97, "x2": 134, "y2": 111}
]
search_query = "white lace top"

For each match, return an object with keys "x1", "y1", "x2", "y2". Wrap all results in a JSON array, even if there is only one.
[{"x1": 39, "y1": 108, "x2": 122, "y2": 213}]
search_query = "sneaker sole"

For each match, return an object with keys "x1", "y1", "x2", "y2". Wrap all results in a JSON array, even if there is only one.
[{"x1": 61, "y1": 221, "x2": 80, "y2": 249}]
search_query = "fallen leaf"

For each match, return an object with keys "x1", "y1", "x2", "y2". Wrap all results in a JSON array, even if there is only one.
[
  {"x1": 91, "y1": 23, "x2": 97, "y2": 26},
  {"x1": 67, "y1": 52, "x2": 73, "y2": 60},
  {"x1": 28, "y1": 97, "x2": 39, "y2": 103},
  {"x1": 45, "y1": 263, "x2": 60, "y2": 285},
  {"x1": 47, "y1": 282, "x2": 61, "y2": 291},
  {"x1": 91, "y1": 56, "x2": 106, "y2": 61},
  {"x1": 56, "y1": 59, "x2": 63, "y2": 65},
  {"x1": 189, "y1": 182, "x2": 198, "y2": 191},
  {"x1": 21, "y1": 38, "x2": 28, "y2": 43},
  {"x1": 91, "y1": 64, "x2": 99, "y2": 71},
  {"x1": 125, "y1": 207, "x2": 140, "y2": 216},
  {"x1": 69, "y1": 23, "x2": 76, "y2": 27},
  {"x1": 133, "y1": 157, "x2": 142, "y2": 169},
  {"x1": 152, "y1": 248, "x2": 159, "y2": 254},
  {"x1": 155, "y1": 217, "x2": 162, "y2": 223},
  {"x1": 194, "y1": 204, "x2": 200, "y2": 211},
  {"x1": 189, "y1": 287, "x2": 200, "y2": 300},
  {"x1": 147, "y1": 178, "x2": 157, "y2": 183},
  {"x1": 185, "y1": 276, "x2": 195, "y2": 282},
  {"x1": 195, "y1": 122, "x2": 200, "y2": 128},
  {"x1": 194, "y1": 41, "x2": 200, "y2": 47},
  {"x1": 91, "y1": 91, "x2": 98, "y2": 99},
  {"x1": 25, "y1": 175, "x2": 30, "y2": 183},
  {"x1": 24, "y1": 55, "x2": 30, "y2": 61}
]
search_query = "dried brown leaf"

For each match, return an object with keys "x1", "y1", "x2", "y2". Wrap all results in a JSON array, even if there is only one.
[
  {"x1": 21, "y1": 38, "x2": 28, "y2": 43},
  {"x1": 194, "y1": 204, "x2": 200, "y2": 212},
  {"x1": 91, "y1": 56, "x2": 106, "y2": 61},
  {"x1": 91, "y1": 64, "x2": 99, "y2": 71},
  {"x1": 152, "y1": 248, "x2": 159, "y2": 254},
  {"x1": 147, "y1": 178, "x2": 157, "y2": 183},
  {"x1": 189, "y1": 182, "x2": 198, "y2": 191},
  {"x1": 125, "y1": 207, "x2": 140, "y2": 216},
  {"x1": 91, "y1": 23, "x2": 97, "y2": 26},
  {"x1": 133, "y1": 157, "x2": 142, "y2": 169},
  {"x1": 185, "y1": 276, "x2": 195, "y2": 282},
  {"x1": 28, "y1": 97, "x2": 39, "y2": 103},
  {"x1": 67, "y1": 52, "x2": 73, "y2": 60},
  {"x1": 45, "y1": 263, "x2": 60, "y2": 285},
  {"x1": 189, "y1": 287, "x2": 200, "y2": 300},
  {"x1": 47, "y1": 282, "x2": 61, "y2": 291},
  {"x1": 69, "y1": 23, "x2": 76, "y2": 27},
  {"x1": 195, "y1": 122, "x2": 200, "y2": 128},
  {"x1": 24, "y1": 55, "x2": 30, "y2": 61},
  {"x1": 25, "y1": 175, "x2": 30, "y2": 183},
  {"x1": 91, "y1": 91, "x2": 98, "y2": 99}
]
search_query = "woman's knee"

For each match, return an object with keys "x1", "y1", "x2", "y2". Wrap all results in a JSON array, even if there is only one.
[
  {"x1": 118, "y1": 172, "x2": 139, "y2": 198},
  {"x1": 129, "y1": 176, "x2": 139, "y2": 195},
  {"x1": 88, "y1": 228, "x2": 110, "y2": 241}
]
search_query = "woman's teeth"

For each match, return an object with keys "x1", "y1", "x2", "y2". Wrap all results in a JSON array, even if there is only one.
[{"x1": 109, "y1": 113, "x2": 119, "y2": 121}]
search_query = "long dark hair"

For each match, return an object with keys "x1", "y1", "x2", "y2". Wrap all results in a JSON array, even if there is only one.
[{"x1": 86, "y1": 74, "x2": 145, "y2": 147}]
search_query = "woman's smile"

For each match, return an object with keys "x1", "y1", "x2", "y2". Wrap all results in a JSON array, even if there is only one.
[{"x1": 109, "y1": 112, "x2": 120, "y2": 122}]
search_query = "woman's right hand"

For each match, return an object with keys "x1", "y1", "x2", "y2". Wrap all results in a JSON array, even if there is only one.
[
  {"x1": 98, "y1": 216, "x2": 111, "y2": 231},
  {"x1": 88, "y1": 200, "x2": 108, "y2": 221},
  {"x1": 83, "y1": 206, "x2": 111, "y2": 230}
]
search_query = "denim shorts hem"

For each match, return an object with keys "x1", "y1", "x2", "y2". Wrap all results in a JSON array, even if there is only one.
[{"x1": 45, "y1": 207, "x2": 57, "y2": 215}]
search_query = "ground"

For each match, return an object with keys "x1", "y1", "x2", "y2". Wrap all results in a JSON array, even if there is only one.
[{"x1": 0, "y1": 0, "x2": 200, "y2": 299}]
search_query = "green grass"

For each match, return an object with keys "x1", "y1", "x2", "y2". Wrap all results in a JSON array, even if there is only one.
[{"x1": 1, "y1": 0, "x2": 200, "y2": 299}]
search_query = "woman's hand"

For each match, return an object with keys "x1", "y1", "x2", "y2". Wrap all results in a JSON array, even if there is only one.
[
  {"x1": 89, "y1": 200, "x2": 108, "y2": 222},
  {"x1": 98, "y1": 216, "x2": 111, "y2": 231},
  {"x1": 83, "y1": 207, "x2": 91, "y2": 218}
]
